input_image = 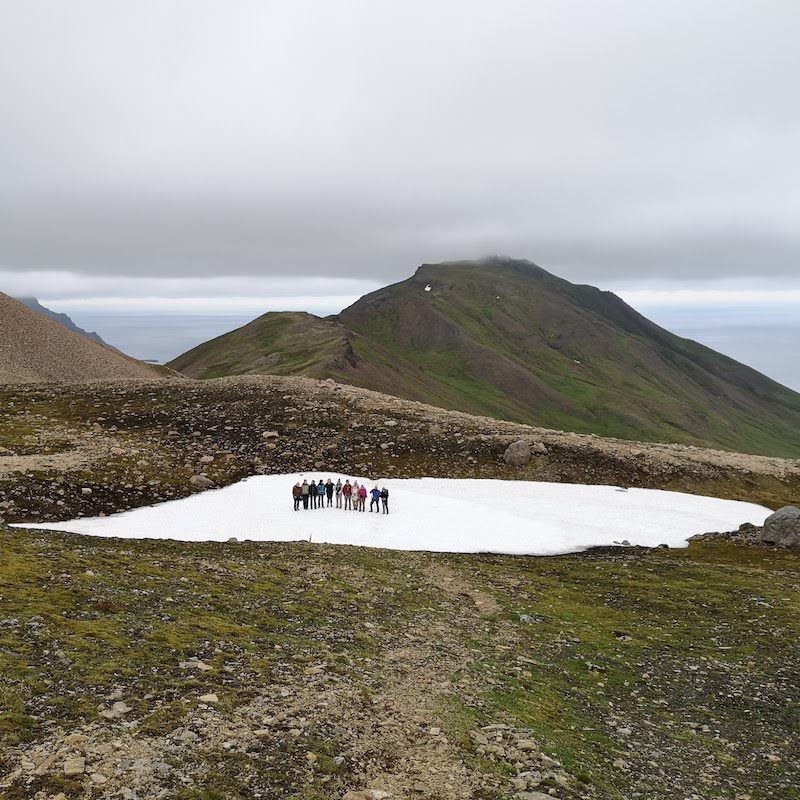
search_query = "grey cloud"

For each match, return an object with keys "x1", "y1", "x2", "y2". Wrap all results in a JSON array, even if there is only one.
[{"x1": 1, "y1": 0, "x2": 799, "y2": 287}]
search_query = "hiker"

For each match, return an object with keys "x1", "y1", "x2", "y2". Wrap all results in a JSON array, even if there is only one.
[
  {"x1": 325, "y1": 478, "x2": 334, "y2": 507},
  {"x1": 370, "y1": 485, "x2": 381, "y2": 512},
  {"x1": 342, "y1": 479, "x2": 353, "y2": 510},
  {"x1": 335, "y1": 478, "x2": 343, "y2": 508},
  {"x1": 301, "y1": 479, "x2": 310, "y2": 510},
  {"x1": 352, "y1": 481, "x2": 360, "y2": 510},
  {"x1": 292, "y1": 482, "x2": 302, "y2": 511},
  {"x1": 380, "y1": 486, "x2": 389, "y2": 514},
  {"x1": 309, "y1": 480, "x2": 317, "y2": 509},
  {"x1": 358, "y1": 483, "x2": 368, "y2": 511},
  {"x1": 317, "y1": 479, "x2": 326, "y2": 509}
]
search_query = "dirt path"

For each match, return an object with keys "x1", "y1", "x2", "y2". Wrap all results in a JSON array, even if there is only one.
[{"x1": 328, "y1": 558, "x2": 506, "y2": 798}]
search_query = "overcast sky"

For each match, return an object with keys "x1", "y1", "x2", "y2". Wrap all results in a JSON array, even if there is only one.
[{"x1": 1, "y1": 0, "x2": 799, "y2": 310}]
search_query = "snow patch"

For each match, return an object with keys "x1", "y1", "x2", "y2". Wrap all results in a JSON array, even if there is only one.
[{"x1": 16, "y1": 475, "x2": 770, "y2": 556}]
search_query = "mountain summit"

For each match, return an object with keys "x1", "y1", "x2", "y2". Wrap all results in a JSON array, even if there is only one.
[{"x1": 169, "y1": 258, "x2": 800, "y2": 456}]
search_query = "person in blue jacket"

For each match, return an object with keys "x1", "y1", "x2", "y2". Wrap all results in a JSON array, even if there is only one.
[
  {"x1": 369, "y1": 485, "x2": 381, "y2": 512},
  {"x1": 317, "y1": 479, "x2": 326, "y2": 509}
]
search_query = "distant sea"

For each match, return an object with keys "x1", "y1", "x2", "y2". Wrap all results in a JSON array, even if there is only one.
[
  {"x1": 71, "y1": 307, "x2": 800, "y2": 392},
  {"x1": 74, "y1": 312, "x2": 255, "y2": 364},
  {"x1": 635, "y1": 305, "x2": 800, "y2": 392}
]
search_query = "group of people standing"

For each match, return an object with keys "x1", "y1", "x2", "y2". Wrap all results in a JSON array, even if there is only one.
[{"x1": 292, "y1": 478, "x2": 390, "y2": 514}]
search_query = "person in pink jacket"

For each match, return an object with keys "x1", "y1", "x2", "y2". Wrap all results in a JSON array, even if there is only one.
[{"x1": 357, "y1": 483, "x2": 368, "y2": 511}]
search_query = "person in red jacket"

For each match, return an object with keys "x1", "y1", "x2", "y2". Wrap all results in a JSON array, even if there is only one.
[
  {"x1": 357, "y1": 483, "x2": 368, "y2": 511},
  {"x1": 342, "y1": 479, "x2": 353, "y2": 510}
]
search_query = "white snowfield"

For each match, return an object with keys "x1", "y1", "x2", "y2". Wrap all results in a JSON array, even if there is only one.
[{"x1": 18, "y1": 474, "x2": 771, "y2": 556}]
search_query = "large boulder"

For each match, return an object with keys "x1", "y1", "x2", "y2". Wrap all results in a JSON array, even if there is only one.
[
  {"x1": 503, "y1": 440, "x2": 548, "y2": 465},
  {"x1": 759, "y1": 506, "x2": 800, "y2": 548},
  {"x1": 503, "y1": 440, "x2": 531, "y2": 466}
]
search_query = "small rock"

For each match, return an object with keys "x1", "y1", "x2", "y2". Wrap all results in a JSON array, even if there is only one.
[
  {"x1": 63, "y1": 756, "x2": 86, "y2": 775},
  {"x1": 198, "y1": 693, "x2": 219, "y2": 703},
  {"x1": 100, "y1": 700, "x2": 132, "y2": 720},
  {"x1": 179, "y1": 659, "x2": 213, "y2": 672}
]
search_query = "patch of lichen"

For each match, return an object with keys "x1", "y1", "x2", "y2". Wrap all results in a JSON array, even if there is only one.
[
  {"x1": 0, "y1": 529, "x2": 435, "y2": 749},
  {"x1": 438, "y1": 543, "x2": 800, "y2": 798}
]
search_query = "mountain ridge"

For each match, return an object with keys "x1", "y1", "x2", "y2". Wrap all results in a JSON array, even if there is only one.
[
  {"x1": 15, "y1": 296, "x2": 108, "y2": 346},
  {"x1": 168, "y1": 258, "x2": 800, "y2": 456}
]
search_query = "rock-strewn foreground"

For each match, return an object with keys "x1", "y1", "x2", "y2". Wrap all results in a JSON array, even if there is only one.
[{"x1": 2, "y1": 375, "x2": 800, "y2": 799}]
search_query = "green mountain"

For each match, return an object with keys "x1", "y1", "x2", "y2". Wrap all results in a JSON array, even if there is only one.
[{"x1": 168, "y1": 258, "x2": 800, "y2": 456}]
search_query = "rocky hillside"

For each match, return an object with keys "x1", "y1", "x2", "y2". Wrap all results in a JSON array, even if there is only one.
[
  {"x1": 0, "y1": 292, "x2": 163, "y2": 384},
  {"x1": 1, "y1": 375, "x2": 798, "y2": 527},
  {"x1": 15, "y1": 296, "x2": 108, "y2": 346},
  {"x1": 169, "y1": 258, "x2": 800, "y2": 458}
]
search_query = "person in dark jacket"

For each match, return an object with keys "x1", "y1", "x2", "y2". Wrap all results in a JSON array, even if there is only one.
[
  {"x1": 301, "y1": 479, "x2": 310, "y2": 509},
  {"x1": 380, "y1": 486, "x2": 389, "y2": 514},
  {"x1": 325, "y1": 478, "x2": 334, "y2": 507},
  {"x1": 292, "y1": 482, "x2": 302, "y2": 511},
  {"x1": 309, "y1": 480, "x2": 317, "y2": 509},
  {"x1": 369, "y1": 486, "x2": 381, "y2": 512},
  {"x1": 317, "y1": 479, "x2": 326, "y2": 509}
]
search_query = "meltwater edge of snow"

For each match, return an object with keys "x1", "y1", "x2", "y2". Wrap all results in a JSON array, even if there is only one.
[{"x1": 16, "y1": 475, "x2": 771, "y2": 556}]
